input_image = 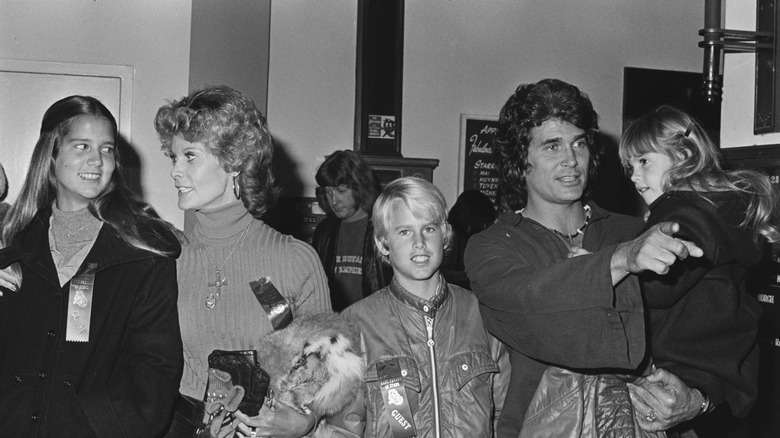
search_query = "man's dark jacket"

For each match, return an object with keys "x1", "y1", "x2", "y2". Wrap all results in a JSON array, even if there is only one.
[
  {"x1": 641, "y1": 191, "x2": 762, "y2": 418},
  {"x1": 465, "y1": 203, "x2": 645, "y2": 437}
]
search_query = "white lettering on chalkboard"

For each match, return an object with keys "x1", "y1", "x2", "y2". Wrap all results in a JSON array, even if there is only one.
[
  {"x1": 480, "y1": 125, "x2": 497, "y2": 135},
  {"x1": 474, "y1": 159, "x2": 496, "y2": 170},
  {"x1": 469, "y1": 134, "x2": 492, "y2": 155}
]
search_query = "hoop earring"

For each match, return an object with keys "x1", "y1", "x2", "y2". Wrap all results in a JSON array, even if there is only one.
[{"x1": 233, "y1": 175, "x2": 241, "y2": 200}]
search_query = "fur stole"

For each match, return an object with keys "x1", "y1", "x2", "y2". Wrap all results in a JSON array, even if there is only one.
[{"x1": 257, "y1": 312, "x2": 364, "y2": 419}]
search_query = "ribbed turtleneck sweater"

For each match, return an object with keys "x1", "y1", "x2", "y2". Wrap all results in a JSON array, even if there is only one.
[{"x1": 177, "y1": 201, "x2": 331, "y2": 399}]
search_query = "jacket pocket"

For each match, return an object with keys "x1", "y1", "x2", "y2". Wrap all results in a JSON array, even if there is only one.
[{"x1": 448, "y1": 351, "x2": 499, "y2": 390}]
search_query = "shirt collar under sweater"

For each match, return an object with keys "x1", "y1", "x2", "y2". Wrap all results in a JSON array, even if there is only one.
[{"x1": 193, "y1": 201, "x2": 253, "y2": 242}]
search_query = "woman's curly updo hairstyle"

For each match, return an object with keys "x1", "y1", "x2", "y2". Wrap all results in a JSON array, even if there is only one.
[
  {"x1": 154, "y1": 85, "x2": 278, "y2": 218},
  {"x1": 494, "y1": 78, "x2": 601, "y2": 211}
]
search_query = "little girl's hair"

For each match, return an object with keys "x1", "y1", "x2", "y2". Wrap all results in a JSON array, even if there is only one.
[{"x1": 620, "y1": 105, "x2": 780, "y2": 242}]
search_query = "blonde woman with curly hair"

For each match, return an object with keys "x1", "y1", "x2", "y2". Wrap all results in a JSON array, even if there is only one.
[{"x1": 155, "y1": 85, "x2": 331, "y2": 437}]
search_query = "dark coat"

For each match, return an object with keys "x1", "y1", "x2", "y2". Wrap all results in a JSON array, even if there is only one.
[
  {"x1": 0, "y1": 208, "x2": 183, "y2": 438},
  {"x1": 312, "y1": 215, "x2": 391, "y2": 311},
  {"x1": 641, "y1": 191, "x2": 762, "y2": 418}
]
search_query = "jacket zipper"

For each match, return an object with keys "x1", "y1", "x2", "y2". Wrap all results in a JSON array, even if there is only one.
[{"x1": 425, "y1": 315, "x2": 441, "y2": 438}]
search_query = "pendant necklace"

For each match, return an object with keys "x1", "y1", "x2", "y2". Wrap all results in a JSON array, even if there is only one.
[
  {"x1": 51, "y1": 213, "x2": 99, "y2": 238},
  {"x1": 517, "y1": 205, "x2": 592, "y2": 245},
  {"x1": 64, "y1": 223, "x2": 94, "y2": 237},
  {"x1": 549, "y1": 205, "x2": 591, "y2": 245},
  {"x1": 201, "y1": 222, "x2": 252, "y2": 309}
]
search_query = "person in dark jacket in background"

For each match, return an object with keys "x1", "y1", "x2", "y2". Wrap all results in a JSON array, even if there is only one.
[
  {"x1": 0, "y1": 95, "x2": 182, "y2": 437},
  {"x1": 313, "y1": 150, "x2": 391, "y2": 310},
  {"x1": 441, "y1": 189, "x2": 497, "y2": 289}
]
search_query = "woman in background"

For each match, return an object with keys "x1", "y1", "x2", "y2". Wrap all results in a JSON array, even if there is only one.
[
  {"x1": 155, "y1": 85, "x2": 331, "y2": 437},
  {"x1": 0, "y1": 95, "x2": 182, "y2": 437}
]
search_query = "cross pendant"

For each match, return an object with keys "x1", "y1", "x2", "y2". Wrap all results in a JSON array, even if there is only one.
[{"x1": 208, "y1": 271, "x2": 228, "y2": 295}]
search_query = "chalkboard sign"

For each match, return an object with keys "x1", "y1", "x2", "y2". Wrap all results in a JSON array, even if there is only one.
[{"x1": 459, "y1": 114, "x2": 499, "y2": 204}]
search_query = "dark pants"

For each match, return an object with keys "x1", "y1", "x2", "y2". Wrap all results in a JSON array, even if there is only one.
[{"x1": 162, "y1": 394, "x2": 204, "y2": 438}]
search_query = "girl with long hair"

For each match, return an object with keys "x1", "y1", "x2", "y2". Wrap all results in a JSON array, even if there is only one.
[{"x1": 0, "y1": 95, "x2": 183, "y2": 437}]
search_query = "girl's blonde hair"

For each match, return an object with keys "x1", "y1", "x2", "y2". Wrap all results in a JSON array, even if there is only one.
[{"x1": 619, "y1": 105, "x2": 780, "y2": 242}]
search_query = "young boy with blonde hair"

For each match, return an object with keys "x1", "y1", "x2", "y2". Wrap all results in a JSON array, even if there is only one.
[{"x1": 336, "y1": 177, "x2": 508, "y2": 438}]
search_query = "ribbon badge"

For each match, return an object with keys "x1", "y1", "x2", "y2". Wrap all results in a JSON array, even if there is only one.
[
  {"x1": 377, "y1": 358, "x2": 416, "y2": 438},
  {"x1": 66, "y1": 263, "x2": 98, "y2": 342},
  {"x1": 249, "y1": 277, "x2": 293, "y2": 331}
]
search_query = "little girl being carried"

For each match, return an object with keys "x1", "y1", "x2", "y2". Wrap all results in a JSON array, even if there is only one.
[{"x1": 619, "y1": 106, "x2": 779, "y2": 434}]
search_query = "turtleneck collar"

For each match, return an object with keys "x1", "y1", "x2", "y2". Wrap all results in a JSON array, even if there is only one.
[{"x1": 193, "y1": 201, "x2": 253, "y2": 240}]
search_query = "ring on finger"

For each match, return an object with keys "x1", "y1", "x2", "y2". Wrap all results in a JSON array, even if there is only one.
[
  {"x1": 249, "y1": 427, "x2": 258, "y2": 438},
  {"x1": 644, "y1": 410, "x2": 657, "y2": 422}
]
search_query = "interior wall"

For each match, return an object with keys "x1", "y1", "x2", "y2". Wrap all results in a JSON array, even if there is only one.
[
  {"x1": 190, "y1": 0, "x2": 270, "y2": 115},
  {"x1": 721, "y1": 0, "x2": 780, "y2": 148},
  {"x1": 268, "y1": 1, "x2": 704, "y2": 208},
  {"x1": 1, "y1": 1, "x2": 708, "y2": 221},
  {"x1": 402, "y1": 0, "x2": 704, "y2": 206},
  {"x1": 0, "y1": 0, "x2": 192, "y2": 228},
  {"x1": 267, "y1": 1, "x2": 358, "y2": 199}
]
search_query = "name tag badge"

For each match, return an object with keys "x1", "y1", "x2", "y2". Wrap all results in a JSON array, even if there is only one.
[
  {"x1": 249, "y1": 277, "x2": 292, "y2": 331},
  {"x1": 66, "y1": 263, "x2": 98, "y2": 343},
  {"x1": 377, "y1": 358, "x2": 416, "y2": 438}
]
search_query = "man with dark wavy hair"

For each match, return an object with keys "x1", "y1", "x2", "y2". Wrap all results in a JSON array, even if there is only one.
[{"x1": 465, "y1": 79, "x2": 706, "y2": 436}]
